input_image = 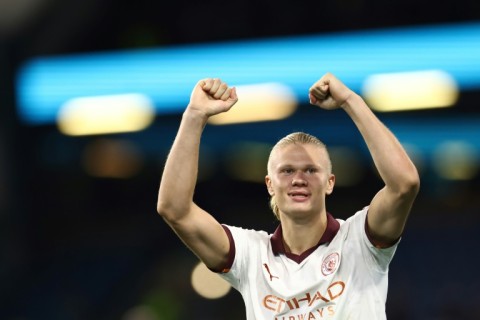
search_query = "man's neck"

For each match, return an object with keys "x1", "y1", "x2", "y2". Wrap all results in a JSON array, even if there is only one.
[{"x1": 280, "y1": 211, "x2": 328, "y2": 255}]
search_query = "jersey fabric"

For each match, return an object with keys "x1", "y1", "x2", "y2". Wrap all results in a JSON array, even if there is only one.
[{"x1": 218, "y1": 207, "x2": 399, "y2": 320}]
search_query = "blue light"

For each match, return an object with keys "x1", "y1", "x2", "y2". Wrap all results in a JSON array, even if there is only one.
[{"x1": 16, "y1": 21, "x2": 480, "y2": 125}]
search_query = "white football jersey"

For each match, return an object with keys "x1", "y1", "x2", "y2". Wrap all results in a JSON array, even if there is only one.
[{"x1": 218, "y1": 207, "x2": 399, "y2": 320}]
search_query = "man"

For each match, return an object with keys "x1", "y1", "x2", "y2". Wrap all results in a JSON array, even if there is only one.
[{"x1": 157, "y1": 73, "x2": 420, "y2": 319}]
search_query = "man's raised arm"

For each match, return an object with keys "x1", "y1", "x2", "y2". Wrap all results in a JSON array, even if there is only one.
[
  {"x1": 157, "y1": 78, "x2": 238, "y2": 269},
  {"x1": 309, "y1": 73, "x2": 420, "y2": 247}
]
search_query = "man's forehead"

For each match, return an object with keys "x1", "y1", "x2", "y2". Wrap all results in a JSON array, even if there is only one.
[
  {"x1": 273, "y1": 143, "x2": 327, "y2": 157},
  {"x1": 269, "y1": 144, "x2": 329, "y2": 166}
]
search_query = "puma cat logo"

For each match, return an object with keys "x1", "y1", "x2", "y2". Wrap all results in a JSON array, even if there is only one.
[{"x1": 263, "y1": 263, "x2": 279, "y2": 281}]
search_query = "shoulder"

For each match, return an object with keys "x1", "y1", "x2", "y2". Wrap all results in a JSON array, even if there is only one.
[
  {"x1": 335, "y1": 206, "x2": 369, "y2": 234},
  {"x1": 222, "y1": 224, "x2": 271, "y2": 244},
  {"x1": 219, "y1": 225, "x2": 272, "y2": 281}
]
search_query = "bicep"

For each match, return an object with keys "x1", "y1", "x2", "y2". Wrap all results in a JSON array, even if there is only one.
[
  {"x1": 164, "y1": 203, "x2": 230, "y2": 271},
  {"x1": 367, "y1": 185, "x2": 418, "y2": 247}
]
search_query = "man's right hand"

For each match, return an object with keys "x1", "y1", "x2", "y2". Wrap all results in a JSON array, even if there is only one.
[{"x1": 187, "y1": 78, "x2": 238, "y2": 118}]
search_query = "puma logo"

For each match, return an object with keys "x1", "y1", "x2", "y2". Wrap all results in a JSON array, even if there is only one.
[{"x1": 263, "y1": 263, "x2": 279, "y2": 281}]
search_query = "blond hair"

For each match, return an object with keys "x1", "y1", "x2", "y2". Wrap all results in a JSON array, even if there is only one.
[{"x1": 267, "y1": 132, "x2": 331, "y2": 220}]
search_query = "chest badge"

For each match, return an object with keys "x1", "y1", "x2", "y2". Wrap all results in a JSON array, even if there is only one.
[{"x1": 321, "y1": 252, "x2": 340, "y2": 276}]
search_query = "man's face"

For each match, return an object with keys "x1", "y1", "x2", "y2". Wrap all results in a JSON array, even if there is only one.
[{"x1": 265, "y1": 143, "x2": 335, "y2": 219}]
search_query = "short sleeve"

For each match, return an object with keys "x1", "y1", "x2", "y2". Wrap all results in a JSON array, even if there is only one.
[
  {"x1": 347, "y1": 207, "x2": 400, "y2": 273},
  {"x1": 217, "y1": 225, "x2": 269, "y2": 291}
]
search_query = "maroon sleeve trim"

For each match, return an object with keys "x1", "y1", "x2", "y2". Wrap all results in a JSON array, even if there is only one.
[
  {"x1": 216, "y1": 225, "x2": 236, "y2": 273},
  {"x1": 364, "y1": 213, "x2": 400, "y2": 249}
]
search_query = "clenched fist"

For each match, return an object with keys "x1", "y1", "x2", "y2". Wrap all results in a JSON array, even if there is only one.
[
  {"x1": 309, "y1": 73, "x2": 355, "y2": 110},
  {"x1": 187, "y1": 78, "x2": 238, "y2": 118}
]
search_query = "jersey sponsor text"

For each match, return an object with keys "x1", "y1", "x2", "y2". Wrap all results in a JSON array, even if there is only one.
[
  {"x1": 263, "y1": 281, "x2": 345, "y2": 315},
  {"x1": 274, "y1": 306, "x2": 335, "y2": 319}
]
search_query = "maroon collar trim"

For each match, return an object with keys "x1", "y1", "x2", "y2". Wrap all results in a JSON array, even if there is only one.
[{"x1": 270, "y1": 212, "x2": 340, "y2": 263}]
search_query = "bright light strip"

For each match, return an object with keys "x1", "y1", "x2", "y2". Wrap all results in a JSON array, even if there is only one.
[
  {"x1": 208, "y1": 83, "x2": 297, "y2": 125},
  {"x1": 362, "y1": 70, "x2": 459, "y2": 112},
  {"x1": 57, "y1": 93, "x2": 155, "y2": 136},
  {"x1": 16, "y1": 21, "x2": 480, "y2": 124}
]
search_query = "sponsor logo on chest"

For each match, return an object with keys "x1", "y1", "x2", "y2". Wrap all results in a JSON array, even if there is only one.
[{"x1": 261, "y1": 252, "x2": 344, "y2": 317}]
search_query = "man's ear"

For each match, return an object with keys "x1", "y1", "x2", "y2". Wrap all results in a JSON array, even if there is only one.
[
  {"x1": 326, "y1": 174, "x2": 335, "y2": 195},
  {"x1": 265, "y1": 175, "x2": 274, "y2": 196}
]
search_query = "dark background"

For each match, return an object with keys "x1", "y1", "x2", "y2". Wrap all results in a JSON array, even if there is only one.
[{"x1": 1, "y1": 0, "x2": 480, "y2": 319}]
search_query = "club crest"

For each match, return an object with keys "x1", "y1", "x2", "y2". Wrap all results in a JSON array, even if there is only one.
[{"x1": 321, "y1": 252, "x2": 340, "y2": 276}]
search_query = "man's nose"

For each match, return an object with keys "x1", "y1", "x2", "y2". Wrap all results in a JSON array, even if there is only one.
[{"x1": 291, "y1": 171, "x2": 307, "y2": 186}]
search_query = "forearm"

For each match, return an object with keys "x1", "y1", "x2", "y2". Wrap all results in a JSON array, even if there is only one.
[
  {"x1": 342, "y1": 94, "x2": 419, "y2": 194},
  {"x1": 157, "y1": 109, "x2": 208, "y2": 220}
]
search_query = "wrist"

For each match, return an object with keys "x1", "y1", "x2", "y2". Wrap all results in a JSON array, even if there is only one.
[
  {"x1": 183, "y1": 107, "x2": 209, "y2": 128},
  {"x1": 341, "y1": 93, "x2": 367, "y2": 112}
]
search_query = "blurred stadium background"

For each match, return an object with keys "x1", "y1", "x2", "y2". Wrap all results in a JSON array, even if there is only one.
[{"x1": 1, "y1": 0, "x2": 480, "y2": 319}]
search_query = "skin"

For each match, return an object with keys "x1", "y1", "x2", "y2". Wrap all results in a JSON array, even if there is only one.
[
  {"x1": 157, "y1": 78, "x2": 236, "y2": 270},
  {"x1": 266, "y1": 144, "x2": 335, "y2": 254},
  {"x1": 308, "y1": 73, "x2": 420, "y2": 247},
  {"x1": 157, "y1": 74, "x2": 420, "y2": 271}
]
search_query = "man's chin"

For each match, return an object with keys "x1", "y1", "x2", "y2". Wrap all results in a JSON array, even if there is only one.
[{"x1": 282, "y1": 206, "x2": 315, "y2": 217}]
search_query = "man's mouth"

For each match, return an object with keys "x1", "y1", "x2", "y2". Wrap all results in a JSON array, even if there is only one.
[{"x1": 288, "y1": 191, "x2": 310, "y2": 201}]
